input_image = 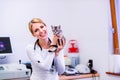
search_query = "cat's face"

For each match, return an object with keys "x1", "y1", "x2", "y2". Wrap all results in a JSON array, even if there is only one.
[{"x1": 51, "y1": 25, "x2": 62, "y2": 37}]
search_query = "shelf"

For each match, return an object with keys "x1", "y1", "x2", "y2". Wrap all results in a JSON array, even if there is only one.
[{"x1": 106, "y1": 72, "x2": 120, "y2": 76}]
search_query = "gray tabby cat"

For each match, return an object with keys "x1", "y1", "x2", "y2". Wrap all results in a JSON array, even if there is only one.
[{"x1": 48, "y1": 25, "x2": 64, "y2": 52}]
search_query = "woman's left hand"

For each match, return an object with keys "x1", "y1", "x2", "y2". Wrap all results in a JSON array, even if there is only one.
[{"x1": 55, "y1": 36, "x2": 66, "y2": 56}]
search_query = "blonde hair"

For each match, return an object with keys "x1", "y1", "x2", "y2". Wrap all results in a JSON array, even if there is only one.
[{"x1": 28, "y1": 18, "x2": 46, "y2": 33}]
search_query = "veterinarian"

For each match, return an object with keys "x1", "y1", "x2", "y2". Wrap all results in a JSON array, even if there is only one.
[{"x1": 26, "y1": 18, "x2": 66, "y2": 80}]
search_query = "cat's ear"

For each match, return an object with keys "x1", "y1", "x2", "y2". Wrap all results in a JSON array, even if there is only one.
[
  {"x1": 58, "y1": 25, "x2": 61, "y2": 29},
  {"x1": 51, "y1": 25, "x2": 53, "y2": 29}
]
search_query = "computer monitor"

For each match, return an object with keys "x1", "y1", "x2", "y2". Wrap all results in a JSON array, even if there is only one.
[{"x1": 0, "y1": 37, "x2": 12, "y2": 56}]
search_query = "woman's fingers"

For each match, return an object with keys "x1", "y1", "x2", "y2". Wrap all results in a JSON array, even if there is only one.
[{"x1": 57, "y1": 37, "x2": 66, "y2": 48}]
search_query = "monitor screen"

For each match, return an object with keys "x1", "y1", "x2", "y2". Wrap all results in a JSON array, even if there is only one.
[{"x1": 0, "y1": 37, "x2": 12, "y2": 54}]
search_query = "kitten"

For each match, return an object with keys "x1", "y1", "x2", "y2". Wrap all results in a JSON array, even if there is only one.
[{"x1": 48, "y1": 25, "x2": 64, "y2": 52}]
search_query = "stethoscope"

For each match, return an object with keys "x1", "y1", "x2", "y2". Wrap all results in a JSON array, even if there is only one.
[
  {"x1": 33, "y1": 38, "x2": 55, "y2": 72},
  {"x1": 33, "y1": 38, "x2": 51, "y2": 51}
]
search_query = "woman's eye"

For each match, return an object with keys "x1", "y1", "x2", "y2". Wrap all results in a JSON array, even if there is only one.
[
  {"x1": 34, "y1": 29, "x2": 38, "y2": 32},
  {"x1": 40, "y1": 26, "x2": 44, "y2": 28}
]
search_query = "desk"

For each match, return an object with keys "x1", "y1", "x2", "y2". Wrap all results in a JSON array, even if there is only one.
[{"x1": 59, "y1": 73, "x2": 100, "y2": 80}]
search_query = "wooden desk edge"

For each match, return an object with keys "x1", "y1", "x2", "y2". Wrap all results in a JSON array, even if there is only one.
[
  {"x1": 106, "y1": 72, "x2": 120, "y2": 76},
  {"x1": 59, "y1": 73, "x2": 100, "y2": 80}
]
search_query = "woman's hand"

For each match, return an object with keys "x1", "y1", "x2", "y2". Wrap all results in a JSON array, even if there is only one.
[
  {"x1": 51, "y1": 35, "x2": 58, "y2": 45},
  {"x1": 55, "y1": 36, "x2": 66, "y2": 56}
]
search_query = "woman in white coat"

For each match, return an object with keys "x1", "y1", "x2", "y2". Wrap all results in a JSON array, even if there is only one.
[{"x1": 26, "y1": 18, "x2": 66, "y2": 80}]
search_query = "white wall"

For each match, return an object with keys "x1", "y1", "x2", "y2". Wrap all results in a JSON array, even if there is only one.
[
  {"x1": 0, "y1": 0, "x2": 119, "y2": 80},
  {"x1": 116, "y1": 0, "x2": 120, "y2": 47}
]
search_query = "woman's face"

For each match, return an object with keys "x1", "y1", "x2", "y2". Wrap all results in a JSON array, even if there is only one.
[{"x1": 32, "y1": 23, "x2": 48, "y2": 40}]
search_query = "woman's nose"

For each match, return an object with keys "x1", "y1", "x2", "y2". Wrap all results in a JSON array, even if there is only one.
[{"x1": 39, "y1": 29, "x2": 43, "y2": 32}]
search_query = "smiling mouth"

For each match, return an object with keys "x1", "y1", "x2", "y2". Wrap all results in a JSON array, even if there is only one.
[
  {"x1": 39, "y1": 33, "x2": 47, "y2": 37},
  {"x1": 40, "y1": 34, "x2": 45, "y2": 37}
]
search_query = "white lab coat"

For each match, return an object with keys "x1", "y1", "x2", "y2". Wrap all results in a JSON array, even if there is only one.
[{"x1": 26, "y1": 43, "x2": 65, "y2": 80}]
